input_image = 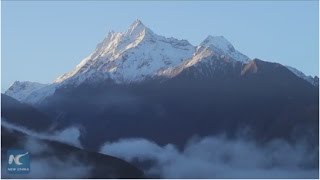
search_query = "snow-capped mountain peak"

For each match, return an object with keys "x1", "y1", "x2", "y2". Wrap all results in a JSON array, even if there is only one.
[
  {"x1": 124, "y1": 19, "x2": 152, "y2": 38},
  {"x1": 54, "y1": 20, "x2": 195, "y2": 85},
  {"x1": 200, "y1": 35, "x2": 250, "y2": 62},
  {"x1": 5, "y1": 81, "x2": 46, "y2": 102},
  {"x1": 90, "y1": 20, "x2": 155, "y2": 60},
  {"x1": 201, "y1": 35, "x2": 235, "y2": 52}
]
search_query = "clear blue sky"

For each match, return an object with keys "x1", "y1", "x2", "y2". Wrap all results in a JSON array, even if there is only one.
[{"x1": 2, "y1": 1, "x2": 319, "y2": 91}]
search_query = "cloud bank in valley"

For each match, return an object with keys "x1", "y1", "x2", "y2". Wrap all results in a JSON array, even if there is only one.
[
  {"x1": 100, "y1": 135, "x2": 318, "y2": 178},
  {"x1": 2, "y1": 120, "x2": 92, "y2": 178},
  {"x1": 2, "y1": 119, "x2": 82, "y2": 148},
  {"x1": 2, "y1": 119, "x2": 318, "y2": 178}
]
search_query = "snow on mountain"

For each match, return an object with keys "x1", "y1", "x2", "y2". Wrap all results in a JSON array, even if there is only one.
[
  {"x1": 158, "y1": 36, "x2": 249, "y2": 78},
  {"x1": 23, "y1": 84, "x2": 57, "y2": 104},
  {"x1": 286, "y1": 66, "x2": 318, "y2": 86},
  {"x1": 54, "y1": 19, "x2": 195, "y2": 85},
  {"x1": 5, "y1": 81, "x2": 56, "y2": 104},
  {"x1": 200, "y1": 35, "x2": 250, "y2": 62},
  {"x1": 5, "y1": 81, "x2": 46, "y2": 101},
  {"x1": 54, "y1": 22, "x2": 249, "y2": 86}
]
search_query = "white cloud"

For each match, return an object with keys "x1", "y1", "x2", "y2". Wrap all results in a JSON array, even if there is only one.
[{"x1": 100, "y1": 135, "x2": 318, "y2": 178}]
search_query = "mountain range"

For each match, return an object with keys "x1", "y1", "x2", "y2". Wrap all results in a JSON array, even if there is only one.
[
  {"x1": 2, "y1": 20, "x2": 319, "y2": 178},
  {"x1": 5, "y1": 20, "x2": 318, "y2": 104}
]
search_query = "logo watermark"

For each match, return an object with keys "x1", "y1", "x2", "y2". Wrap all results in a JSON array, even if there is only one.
[{"x1": 7, "y1": 149, "x2": 30, "y2": 174}]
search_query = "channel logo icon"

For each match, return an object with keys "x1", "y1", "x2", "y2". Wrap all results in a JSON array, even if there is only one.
[{"x1": 7, "y1": 149, "x2": 30, "y2": 174}]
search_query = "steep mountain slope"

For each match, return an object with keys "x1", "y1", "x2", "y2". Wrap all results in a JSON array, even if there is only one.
[
  {"x1": 286, "y1": 66, "x2": 319, "y2": 86},
  {"x1": 1, "y1": 94, "x2": 58, "y2": 132}
]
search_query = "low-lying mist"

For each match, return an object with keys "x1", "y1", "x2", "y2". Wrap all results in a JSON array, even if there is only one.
[
  {"x1": 2, "y1": 119, "x2": 82, "y2": 148},
  {"x1": 100, "y1": 134, "x2": 318, "y2": 178},
  {"x1": 2, "y1": 118, "x2": 318, "y2": 178}
]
